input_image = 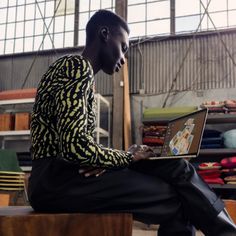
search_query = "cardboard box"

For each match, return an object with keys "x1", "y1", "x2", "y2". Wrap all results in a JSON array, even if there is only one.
[
  {"x1": 15, "y1": 113, "x2": 30, "y2": 130},
  {"x1": 0, "y1": 114, "x2": 14, "y2": 131}
]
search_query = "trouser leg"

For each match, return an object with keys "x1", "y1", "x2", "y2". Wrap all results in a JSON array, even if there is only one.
[
  {"x1": 29, "y1": 159, "x2": 194, "y2": 236},
  {"x1": 130, "y1": 159, "x2": 236, "y2": 235}
]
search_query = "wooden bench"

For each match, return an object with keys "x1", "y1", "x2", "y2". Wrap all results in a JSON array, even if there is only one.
[{"x1": 0, "y1": 206, "x2": 133, "y2": 236}]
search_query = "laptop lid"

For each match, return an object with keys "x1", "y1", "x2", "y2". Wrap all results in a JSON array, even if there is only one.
[{"x1": 149, "y1": 109, "x2": 208, "y2": 160}]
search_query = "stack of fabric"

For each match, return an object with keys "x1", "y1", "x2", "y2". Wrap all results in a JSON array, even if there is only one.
[
  {"x1": 221, "y1": 157, "x2": 236, "y2": 185},
  {"x1": 225, "y1": 100, "x2": 236, "y2": 114},
  {"x1": 197, "y1": 162, "x2": 224, "y2": 185},
  {"x1": 200, "y1": 101, "x2": 226, "y2": 115},
  {"x1": 142, "y1": 125, "x2": 167, "y2": 147},
  {"x1": 201, "y1": 129, "x2": 224, "y2": 149}
]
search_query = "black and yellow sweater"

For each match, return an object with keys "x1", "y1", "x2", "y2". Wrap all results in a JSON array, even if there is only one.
[{"x1": 31, "y1": 55, "x2": 133, "y2": 168}]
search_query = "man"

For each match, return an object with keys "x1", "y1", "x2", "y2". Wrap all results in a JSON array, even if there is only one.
[{"x1": 28, "y1": 10, "x2": 236, "y2": 236}]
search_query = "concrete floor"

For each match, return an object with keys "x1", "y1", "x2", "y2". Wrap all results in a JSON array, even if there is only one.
[{"x1": 132, "y1": 221, "x2": 204, "y2": 236}]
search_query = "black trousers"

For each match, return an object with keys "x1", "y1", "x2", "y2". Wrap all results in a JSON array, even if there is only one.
[{"x1": 28, "y1": 157, "x2": 224, "y2": 236}]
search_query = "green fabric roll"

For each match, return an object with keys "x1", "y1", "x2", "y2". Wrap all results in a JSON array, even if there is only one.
[
  {"x1": 143, "y1": 106, "x2": 198, "y2": 120},
  {"x1": 0, "y1": 149, "x2": 22, "y2": 172}
]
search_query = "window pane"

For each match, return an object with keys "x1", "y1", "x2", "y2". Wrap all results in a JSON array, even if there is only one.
[
  {"x1": 34, "y1": 35, "x2": 43, "y2": 50},
  {"x1": 64, "y1": 31, "x2": 73, "y2": 47},
  {"x1": 90, "y1": 0, "x2": 101, "y2": 11},
  {"x1": 43, "y1": 35, "x2": 52, "y2": 50},
  {"x1": 102, "y1": 0, "x2": 113, "y2": 9},
  {"x1": 228, "y1": 10, "x2": 236, "y2": 27},
  {"x1": 129, "y1": 22, "x2": 145, "y2": 38},
  {"x1": 0, "y1": 0, "x2": 8, "y2": 8},
  {"x1": 25, "y1": 20, "x2": 34, "y2": 37},
  {"x1": 8, "y1": 0, "x2": 16, "y2": 7},
  {"x1": 79, "y1": 0, "x2": 89, "y2": 12},
  {"x1": 79, "y1": 12, "x2": 89, "y2": 30},
  {"x1": 25, "y1": 4, "x2": 35, "y2": 20},
  {"x1": 208, "y1": 0, "x2": 227, "y2": 13},
  {"x1": 65, "y1": 14, "x2": 74, "y2": 31},
  {"x1": 35, "y1": 2, "x2": 45, "y2": 19},
  {"x1": 128, "y1": 0, "x2": 145, "y2": 5},
  {"x1": 0, "y1": 9, "x2": 7, "y2": 24},
  {"x1": 128, "y1": 4, "x2": 145, "y2": 23},
  {"x1": 55, "y1": 16, "x2": 65, "y2": 32},
  {"x1": 228, "y1": 0, "x2": 236, "y2": 9},
  {"x1": 176, "y1": 0, "x2": 200, "y2": 17},
  {"x1": 147, "y1": 1, "x2": 170, "y2": 20},
  {"x1": 44, "y1": 18, "x2": 54, "y2": 35},
  {"x1": 15, "y1": 38, "x2": 23, "y2": 53},
  {"x1": 0, "y1": 41, "x2": 4, "y2": 54},
  {"x1": 45, "y1": 1, "x2": 55, "y2": 17},
  {"x1": 176, "y1": 15, "x2": 201, "y2": 32},
  {"x1": 26, "y1": 0, "x2": 35, "y2": 3},
  {"x1": 147, "y1": 19, "x2": 170, "y2": 35},
  {"x1": 35, "y1": 19, "x2": 44, "y2": 35},
  {"x1": 54, "y1": 33, "x2": 64, "y2": 48},
  {"x1": 0, "y1": 25, "x2": 6, "y2": 40},
  {"x1": 17, "y1": 6, "x2": 25, "y2": 21},
  {"x1": 78, "y1": 30, "x2": 86, "y2": 46},
  {"x1": 66, "y1": 0, "x2": 75, "y2": 14},
  {"x1": 6, "y1": 23, "x2": 15, "y2": 38},
  {"x1": 17, "y1": 0, "x2": 25, "y2": 5},
  {"x1": 5, "y1": 39, "x2": 14, "y2": 54},
  {"x1": 55, "y1": 0, "x2": 65, "y2": 16},
  {"x1": 15, "y1": 22, "x2": 24, "y2": 37},
  {"x1": 8, "y1": 7, "x2": 17, "y2": 22},
  {"x1": 207, "y1": 12, "x2": 227, "y2": 29}
]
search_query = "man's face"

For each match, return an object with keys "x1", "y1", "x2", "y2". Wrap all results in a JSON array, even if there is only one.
[{"x1": 100, "y1": 27, "x2": 129, "y2": 75}]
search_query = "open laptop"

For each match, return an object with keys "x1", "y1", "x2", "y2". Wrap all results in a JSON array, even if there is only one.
[{"x1": 148, "y1": 108, "x2": 208, "y2": 160}]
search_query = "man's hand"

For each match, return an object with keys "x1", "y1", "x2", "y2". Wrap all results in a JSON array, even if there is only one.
[
  {"x1": 128, "y1": 144, "x2": 155, "y2": 162},
  {"x1": 79, "y1": 166, "x2": 106, "y2": 177}
]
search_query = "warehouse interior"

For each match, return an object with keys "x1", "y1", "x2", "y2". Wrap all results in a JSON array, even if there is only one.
[{"x1": 0, "y1": 0, "x2": 236, "y2": 235}]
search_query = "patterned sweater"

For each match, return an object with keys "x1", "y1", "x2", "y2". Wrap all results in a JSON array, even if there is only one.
[{"x1": 31, "y1": 55, "x2": 133, "y2": 168}]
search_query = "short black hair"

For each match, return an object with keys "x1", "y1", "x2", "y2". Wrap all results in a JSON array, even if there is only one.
[{"x1": 85, "y1": 10, "x2": 130, "y2": 45}]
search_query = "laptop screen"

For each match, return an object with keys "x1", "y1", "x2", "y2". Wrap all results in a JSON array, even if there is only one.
[{"x1": 161, "y1": 109, "x2": 208, "y2": 157}]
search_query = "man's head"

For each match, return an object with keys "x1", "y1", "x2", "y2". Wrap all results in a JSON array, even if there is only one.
[{"x1": 85, "y1": 10, "x2": 130, "y2": 75}]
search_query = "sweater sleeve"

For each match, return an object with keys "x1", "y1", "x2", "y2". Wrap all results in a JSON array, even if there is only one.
[{"x1": 54, "y1": 56, "x2": 133, "y2": 168}]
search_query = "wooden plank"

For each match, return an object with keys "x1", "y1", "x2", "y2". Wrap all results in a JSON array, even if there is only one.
[
  {"x1": 123, "y1": 62, "x2": 132, "y2": 150},
  {"x1": 0, "y1": 206, "x2": 133, "y2": 236}
]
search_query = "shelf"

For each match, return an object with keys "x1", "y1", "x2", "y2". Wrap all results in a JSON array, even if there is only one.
[
  {"x1": 142, "y1": 114, "x2": 236, "y2": 125},
  {"x1": 206, "y1": 114, "x2": 236, "y2": 124},
  {"x1": 0, "y1": 98, "x2": 35, "y2": 105},
  {"x1": 0, "y1": 130, "x2": 30, "y2": 136},
  {"x1": 199, "y1": 148, "x2": 236, "y2": 156},
  {"x1": 210, "y1": 184, "x2": 236, "y2": 189}
]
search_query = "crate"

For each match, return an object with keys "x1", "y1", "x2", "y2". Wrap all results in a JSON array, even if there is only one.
[
  {"x1": 0, "y1": 114, "x2": 14, "y2": 131},
  {"x1": 15, "y1": 113, "x2": 30, "y2": 130}
]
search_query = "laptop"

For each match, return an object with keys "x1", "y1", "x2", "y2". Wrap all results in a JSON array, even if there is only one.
[{"x1": 148, "y1": 108, "x2": 208, "y2": 160}]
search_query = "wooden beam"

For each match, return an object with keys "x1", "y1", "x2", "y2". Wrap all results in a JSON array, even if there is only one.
[
  {"x1": 112, "y1": 0, "x2": 128, "y2": 149},
  {"x1": 123, "y1": 62, "x2": 132, "y2": 150}
]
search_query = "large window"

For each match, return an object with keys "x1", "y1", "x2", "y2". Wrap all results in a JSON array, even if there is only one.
[
  {"x1": 176, "y1": 0, "x2": 236, "y2": 33},
  {"x1": 0, "y1": 0, "x2": 236, "y2": 55},
  {"x1": 78, "y1": 0, "x2": 115, "y2": 46},
  {"x1": 0, "y1": 0, "x2": 75, "y2": 54},
  {"x1": 128, "y1": 0, "x2": 170, "y2": 38}
]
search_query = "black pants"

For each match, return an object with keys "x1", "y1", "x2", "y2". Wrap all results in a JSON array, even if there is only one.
[{"x1": 28, "y1": 157, "x2": 224, "y2": 236}]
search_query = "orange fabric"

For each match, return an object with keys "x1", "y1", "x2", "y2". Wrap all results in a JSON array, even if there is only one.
[{"x1": 0, "y1": 88, "x2": 37, "y2": 100}]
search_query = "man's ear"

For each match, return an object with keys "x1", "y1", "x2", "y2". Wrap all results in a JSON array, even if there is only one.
[{"x1": 99, "y1": 27, "x2": 109, "y2": 42}]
